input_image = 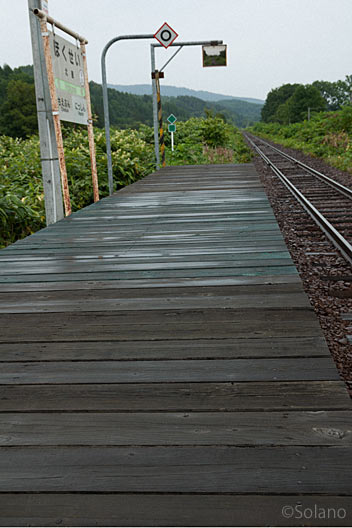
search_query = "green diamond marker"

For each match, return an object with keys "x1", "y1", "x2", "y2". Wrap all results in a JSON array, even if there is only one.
[
  {"x1": 167, "y1": 114, "x2": 177, "y2": 124},
  {"x1": 168, "y1": 123, "x2": 176, "y2": 133}
]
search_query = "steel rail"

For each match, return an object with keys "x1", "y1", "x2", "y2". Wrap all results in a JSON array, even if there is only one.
[
  {"x1": 246, "y1": 133, "x2": 352, "y2": 200},
  {"x1": 244, "y1": 133, "x2": 352, "y2": 267}
]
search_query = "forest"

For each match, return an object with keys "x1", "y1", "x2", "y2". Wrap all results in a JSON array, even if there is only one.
[
  {"x1": 0, "y1": 64, "x2": 262, "y2": 138},
  {"x1": 261, "y1": 76, "x2": 352, "y2": 124},
  {"x1": 248, "y1": 75, "x2": 352, "y2": 174}
]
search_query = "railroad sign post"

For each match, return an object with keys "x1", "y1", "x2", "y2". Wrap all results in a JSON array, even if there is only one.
[
  {"x1": 168, "y1": 123, "x2": 176, "y2": 151},
  {"x1": 154, "y1": 70, "x2": 165, "y2": 167},
  {"x1": 150, "y1": 23, "x2": 178, "y2": 169},
  {"x1": 167, "y1": 114, "x2": 177, "y2": 152},
  {"x1": 28, "y1": 0, "x2": 64, "y2": 225},
  {"x1": 151, "y1": 39, "x2": 225, "y2": 169},
  {"x1": 31, "y1": 6, "x2": 100, "y2": 215}
]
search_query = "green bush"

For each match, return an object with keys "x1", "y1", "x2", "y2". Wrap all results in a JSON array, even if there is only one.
[
  {"x1": 0, "y1": 127, "x2": 154, "y2": 248},
  {"x1": 1, "y1": 117, "x2": 252, "y2": 248},
  {"x1": 249, "y1": 107, "x2": 352, "y2": 174},
  {"x1": 163, "y1": 116, "x2": 252, "y2": 166}
]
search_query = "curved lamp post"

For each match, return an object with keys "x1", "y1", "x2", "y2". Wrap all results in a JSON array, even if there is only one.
[{"x1": 101, "y1": 34, "x2": 154, "y2": 195}]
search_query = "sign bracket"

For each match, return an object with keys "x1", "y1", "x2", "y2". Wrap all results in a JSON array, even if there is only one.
[
  {"x1": 160, "y1": 46, "x2": 183, "y2": 73},
  {"x1": 39, "y1": 14, "x2": 71, "y2": 216}
]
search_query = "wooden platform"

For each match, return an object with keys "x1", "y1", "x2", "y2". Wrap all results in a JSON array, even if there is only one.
[{"x1": 0, "y1": 163, "x2": 351, "y2": 526}]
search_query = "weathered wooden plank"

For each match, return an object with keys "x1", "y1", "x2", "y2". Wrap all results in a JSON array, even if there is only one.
[
  {"x1": 0, "y1": 494, "x2": 351, "y2": 527},
  {"x1": 0, "y1": 320, "x2": 324, "y2": 341},
  {"x1": 0, "y1": 244, "x2": 289, "y2": 260},
  {"x1": 9, "y1": 229, "x2": 284, "y2": 240},
  {"x1": 0, "y1": 274, "x2": 301, "y2": 292},
  {"x1": 2, "y1": 238, "x2": 287, "y2": 254},
  {"x1": 0, "y1": 253, "x2": 294, "y2": 271},
  {"x1": 0, "y1": 259, "x2": 297, "y2": 277},
  {"x1": 40, "y1": 215, "x2": 278, "y2": 228},
  {"x1": 0, "y1": 337, "x2": 329, "y2": 361},
  {"x1": 0, "y1": 381, "x2": 348, "y2": 411},
  {"x1": 9, "y1": 220, "x2": 282, "y2": 235},
  {"x1": 0, "y1": 284, "x2": 312, "y2": 313},
  {"x1": 9, "y1": 218, "x2": 280, "y2": 234},
  {"x1": 0, "y1": 358, "x2": 339, "y2": 384},
  {"x1": 0, "y1": 295, "x2": 309, "y2": 312},
  {"x1": 0, "y1": 446, "x2": 350, "y2": 493},
  {"x1": 1, "y1": 239, "x2": 290, "y2": 256},
  {"x1": 0, "y1": 249, "x2": 291, "y2": 261},
  {"x1": 0, "y1": 411, "x2": 350, "y2": 446},
  {"x1": 0, "y1": 307, "x2": 319, "y2": 326},
  {"x1": 5, "y1": 235, "x2": 286, "y2": 250},
  {"x1": 0, "y1": 282, "x2": 310, "y2": 299},
  {"x1": 0, "y1": 266, "x2": 300, "y2": 283}
]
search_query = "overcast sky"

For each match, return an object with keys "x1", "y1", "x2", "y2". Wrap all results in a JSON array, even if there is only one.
[{"x1": 1, "y1": 0, "x2": 352, "y2": 100}]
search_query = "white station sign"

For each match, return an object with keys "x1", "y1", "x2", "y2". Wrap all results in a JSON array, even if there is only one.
[
  {"x1": 154, "y1": 22, "x2": 178, "y2": 49},
  {"x1": 49, "y1": 31, "x2": 88, "y2": 125}
]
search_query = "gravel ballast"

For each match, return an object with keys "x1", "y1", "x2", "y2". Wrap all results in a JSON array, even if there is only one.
[{"x1": 245, "y1": 135, "x2": 352, "y2": 396}]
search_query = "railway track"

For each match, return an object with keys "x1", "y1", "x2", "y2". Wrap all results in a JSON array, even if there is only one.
[{"x1": 244, "y1": 133, "x2": 352, "y2": 267}]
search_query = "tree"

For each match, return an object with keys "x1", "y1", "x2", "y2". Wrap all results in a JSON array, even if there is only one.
[
  {"x1": 285, "y1": 84, "x2": 326, "y2": 122},
  {"x1": 0, "y1": 79, "x2": 37, "y2": 138},
  {"x1": 312, "y1": 79, "x2": 351, "y2": 110},
  {"x1": 274, "y1": 100, "x2": 291, "y2": 124},
  {"x1": 261, "y1": 84, "x2": 299, "y2": 122}
]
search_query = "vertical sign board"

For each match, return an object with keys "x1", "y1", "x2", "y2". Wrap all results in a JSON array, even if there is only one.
[{"x1": 49, "y1": 31, "x2": 88, "y2": 125}]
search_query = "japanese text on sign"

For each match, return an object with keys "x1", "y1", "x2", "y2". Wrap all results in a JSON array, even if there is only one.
[{"x1": 49, "y1": 31, "x2": 88, "y2": 125}]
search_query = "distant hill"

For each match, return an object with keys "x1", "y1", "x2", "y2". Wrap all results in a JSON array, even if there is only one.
[
  {"x1": 91, "y1": 82, "x2": 263, "y2": 129},
  {"x1": 108, "y1": 84, "x2": 264, "y2": 105}
]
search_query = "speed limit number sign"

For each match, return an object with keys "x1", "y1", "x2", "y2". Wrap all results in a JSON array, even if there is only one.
[{"x1": 154, "y1": 22, "x2": 178, "y2": 48}]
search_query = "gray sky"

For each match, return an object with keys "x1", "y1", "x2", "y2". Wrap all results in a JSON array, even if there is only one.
[{"x1": 2, "y1": 0, "x2": 352, "y2": 100}]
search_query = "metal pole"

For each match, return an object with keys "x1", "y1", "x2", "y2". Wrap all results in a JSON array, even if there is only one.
[
  {"x1": 150, "y1": 40, "x2": 223, "y2": 169},
  {"x1": 39, "y1": 16, "x2": 71, "y2": 216},
  {"x1": 171, "y1": 131, "x2": 174, "y2": 152},
  {"x1": 153, "y1": 39, "x2": 223, "y2": 48},
  {"x1": 81, "y1": 41, "x2": 99, "y2": 203},
  {"x1": 150, "y1": 44, "x2": 160, "y2": 170},
  {"x1": 28, "y1": 0, "x2": 64, "y2": 225},
  {"x1": 33, "y1": 8, "x2": 87, "y2": 43},
  {"x1": 155, "y1": 73, "x2": 166, "y2": 168},
  {"x1": 101, "y1": 34, "x2": 154, "y2": 195}
]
